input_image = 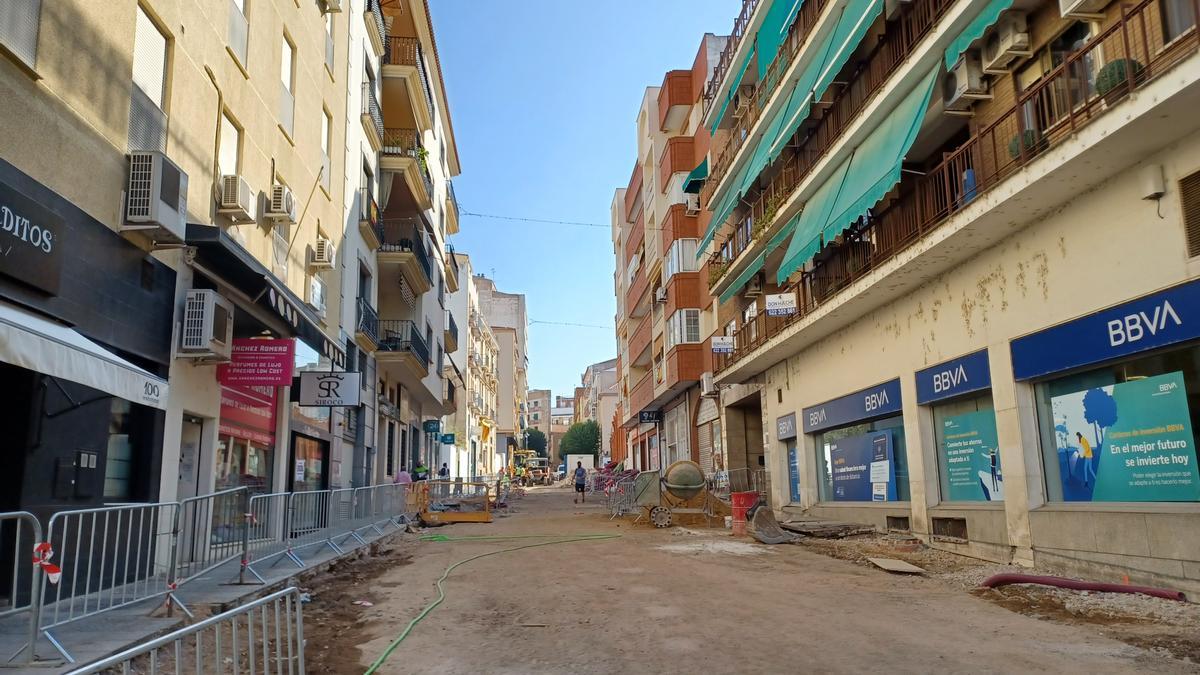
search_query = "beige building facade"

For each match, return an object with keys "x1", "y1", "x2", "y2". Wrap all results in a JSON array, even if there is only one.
[{"x1": 475, "y1": 275, "x2": 528, "y2": 468}]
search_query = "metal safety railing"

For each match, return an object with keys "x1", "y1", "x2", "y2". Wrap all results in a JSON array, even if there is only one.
[
  {"x1": 2, "y1": 512, "x2": 43, "y2": 665},
  {"x1": 607, "y1": 478, "x2": 638, "y2": 520},
  {"x1": 63, "y1": 587, "x2": 305, "y2": 675}
]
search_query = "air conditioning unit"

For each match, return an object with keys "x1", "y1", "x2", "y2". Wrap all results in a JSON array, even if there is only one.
[
  {"x1": 308, "y1": 276, "x2": 327, "y2": 316},
  {"x1": 319, "y1": 0, "x2": 343, "y2": 12},
  {"x1": 1059, "y1": 0, "x2": 1108, "y2": 19},
  {"x1": 684, "y1": 192, "x2": 701, "y2": 216},
  {"x1": 179, "y1": 289, "x2": 234, "y2": 360},
  {"x1": 944, "y1": 53, "x2": 990, "y2": 113},
  {"x1": 217, "y1": 174, "x2": 256, "y2": 222},
  {"x1": 733, "y1": 85, "x2": 754, "y2": 114},
  {"x1": 123, "y1": 151, "x2": 187, "y2": 244},
  {"x1": 700, "y1": 372, "x2": 717, "y2": 397},
  {"x1": 982, "y1": 13, "x2": 1031, "y2": 73},
  {"x1": 654, "y1": 286, "x2": 667, "y2": 303},
  {"x1": 744, "y1": 274, "x2": 764, "y2": 297},
  {"x1": 311, "y1": 237, "x2": 336, "y2": 269},
  {"x1": 884, "y1": 0, "x2": 912, "y2": 21},
  {"x1": 266, "y1": 184, "x2": 298, "y2": 224}
]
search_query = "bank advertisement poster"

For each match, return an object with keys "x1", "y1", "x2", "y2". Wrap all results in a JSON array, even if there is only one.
[
  {"x1": 1051, "y1": 371, "x2": 1200, "y2": 502},
  {"x1": 941, "y1": 411, "x2": 1004, "y2": 501},
  {"x1": 829, "y1": 431, "x2": 896, "y2": 501}
]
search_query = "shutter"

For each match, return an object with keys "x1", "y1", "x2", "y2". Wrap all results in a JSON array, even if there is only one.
[
  {"x1": 1182, "y1": 170, "x2": 1200, "y2": 258},
  {"x1": 698, "y1": 421, "x2": 713, "y2": 475},
  {"x1": 132, "y1": 7, "x2": 166, "y2": 108},
  {"x1": 0, "y1": 0, "x2": 41, "y2": 68}
]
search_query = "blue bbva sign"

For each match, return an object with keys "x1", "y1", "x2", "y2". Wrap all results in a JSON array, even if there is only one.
[
  {"x1": 1011, "y1": 279, "x2": 1200, "y2": 380},
  {"x1": 916, "y1": 349, "x2": 991, "y2": 405},
  {"x1": 802, "y1": 379, "x2": 902, "y2": 433},
  {"x1": 776, "y1": 413, "x2": 798, "y2": 441}
]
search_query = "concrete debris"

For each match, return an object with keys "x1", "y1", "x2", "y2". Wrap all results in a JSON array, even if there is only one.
[
  {"x1": 867, "y1": 557, "x2": 926, "y2": 574},
  {"x1": 780, "y1": 520, "x2": 875, "y2": 538},
  {"x1": 750, "y1": 507, "x2": 799, "y2": 545}
]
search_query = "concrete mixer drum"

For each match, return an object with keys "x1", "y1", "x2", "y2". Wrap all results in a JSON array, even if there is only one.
[{"x1": 661, "y1": 461, "x2": 705, "y2": 500}]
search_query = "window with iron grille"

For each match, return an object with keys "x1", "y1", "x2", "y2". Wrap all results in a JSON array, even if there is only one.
[{"x1": 1182, "y1": 169, "x2": 1200, "y2": 258}]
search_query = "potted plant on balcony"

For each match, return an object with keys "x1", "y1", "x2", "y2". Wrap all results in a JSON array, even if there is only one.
[
  {"x1": 416, "y1": 146, "x2": 429, "y2": 172},
  {"x1": 1007, "y1": 128, "x2": 1046, "y2": 160},
  {"x1": 708, "y1": 261, "x2": 727, "y2": 287},
  {"x1": 756, "y1": 193, "x2": 783, "y2": 238},
  {"x1": 1095, "y1": 58, "x2": 1145, "y2": 105}
]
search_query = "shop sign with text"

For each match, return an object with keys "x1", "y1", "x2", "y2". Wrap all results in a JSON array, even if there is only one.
[
  {"x1": 0, "y1": 180, "x2": 64, "y2": 294},
  {"x1": 298, "y1": 371, "x2": 361, "y2": 407},
  {"x1": 217, "y1": 339, "x2": 295, "y2": 386},
  {"x1": 765, "y1": 292, "x2": 797, "y2": 316},
  {"x1": 711, "y1": 336, "x2": 734, "y2": 353}
]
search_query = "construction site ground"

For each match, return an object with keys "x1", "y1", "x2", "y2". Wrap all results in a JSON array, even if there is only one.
[{"x1": 303, "y1": 485, "x2": 1200, "y2": 674}]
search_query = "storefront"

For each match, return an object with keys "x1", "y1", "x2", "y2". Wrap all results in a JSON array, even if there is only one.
[
  {"x1": 696, "y1": 397, "x2": 721, "y2": 475},
  {"x1": 1013, "y1": 279, "x2": 1200, "y2": 505},
  {"x1": 777, "y1": 413, "x2": 800, "y2": 503},
  {"x1": 215, "y1": 383, "x2": 277, "y2": 492},
  {"x1": 803, "y1": 379, "x2": 910, "y2": 504},
  {"x1": 916, "y1": 350, "x2": 1002, "y2": 504}
]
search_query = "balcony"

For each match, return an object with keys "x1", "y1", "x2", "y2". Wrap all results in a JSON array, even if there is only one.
[
  {"x1": 446, "y1": 180, "x2": 461, "y2": 235},
  {"x1": 358, "y1": 187, "x2": 380, "y2": 250},
  {"x1": 628, "y1": 314, "x2": 652, "y2": 368},
  {"x1": 659, "y1": 203, "x2": 700, "y2": 251},
  {"x1": 377, "y1": 218, "x2": 432, "y2": 294},
  {"x1": 624, "y1": 263, "x2": 649, "y2": 320},
  {"x1": 443, "y1": 379, "x2": 457, "y2": 413},
  {"x1": 655, "y1": 344, "x2": 703, "y2": 403},
  {"x1": 383, "y1": 36, "x2": 435, "y2": 131},
  {"x1": 361, "y1": 82, "x2": 384, "y2": 152},
  {"x1": 364, "y1": 0, "x2": 385, "y2": 57},
  {"x1": 658, "y1": 70, "x2": 694, "y2": 132},
  {"x1": 703, "y1": 0, "x2": 761, "y2": 116},
  {"x1": 624, "y1": 374, "x2": 655, "y2": 427},
  {"x1": 715, "y1": 0, "x2": 1200, "y2": 378},
  {"x1": 444, "y1": 309, "x2": 459, "y2": 352},
  {"x1": 376, "y1": 319, "x2": 429, "y2": 379},
  {"x1": 658, "y1": 136, "x2": 695, "y2": 194},
  {"x1": 708, "y1": 0, "x2": 956, "y2": 291},
  {"x1": 664, "y1": 272, "x2": 703, "y2": 316},
  {"x1": 624, "y1": 162, "x2": 643, "y2": 222},
  {"x1": 381, "y1": 128, "x2": 433, "y2": 210},
  {"x1": 355, "y1": 298, "x2": 379, "y2": 353},
  {"x1": 623, "y1": 210, "x2": 645, "y2": 265},
  {"x1": 445, "y1": 244, "x2": 460, "y2": 292}
]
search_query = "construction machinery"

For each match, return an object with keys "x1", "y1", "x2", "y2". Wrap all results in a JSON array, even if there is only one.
[{"x1": 634, "y1": 461, "x2": 731, "y2": 528}]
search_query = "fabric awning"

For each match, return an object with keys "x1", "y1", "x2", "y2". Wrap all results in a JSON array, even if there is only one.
[
  {"x1": 710, "y1": 46, "x2": 756, "y2": 133},
  {"x1": 756, "y1": 0, "x2": 806, "y2": 78},
  {"x1": 944, "y1": 0, "x2": 1015, "y2": 69},
  {"x1": 775, "y1": 66, "x2": 938, "y2": 284},
  {"x1": 718, "y1": 252, "x2": 768, "y2": 304},
  {"x1": 699, "y1": 158, "x2": 756, "y2": 253},
  {"x1": 682, "y1": 158, "x2": 709, "y2": 194},
  {"x1": 0, "y1": 300, "x2": 169, "y2": 409}
]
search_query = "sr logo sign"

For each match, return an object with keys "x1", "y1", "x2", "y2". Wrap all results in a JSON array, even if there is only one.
[{"x1": 298, "y1": 371, "x2": 362, "y2": 407}]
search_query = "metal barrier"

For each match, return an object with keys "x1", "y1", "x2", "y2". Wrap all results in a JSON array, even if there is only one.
[
  {"x1": 63, "y1": 587, "x2": 306, "y2": 675},
  {"x1": 172, "y1": 487, "x2": 246, "y2": 587},
  {"x1": 608, "y1": 478, "x2": 637, "y2": 519},
  {"x1": 1, "y1": 512, "x2": 43, "y2": 665},
  {"x1": 41, "y1": 502, "x2": 181, "y2": 662}
]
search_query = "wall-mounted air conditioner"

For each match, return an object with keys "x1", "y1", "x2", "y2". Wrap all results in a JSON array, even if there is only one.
[
  {"x1": 654, "y1": 286, "x2": 667, "y2": 303},
  {"x1": 744, "y1": 274, "x2": 764, "y2": 297},
  {"x1": 1059, "y1": 0, "x2": 1108, "y2": 19},
  {"x1": 684, "y1": 192, "x2": 701, "y2": 216},
  {"x1": 179, "y1": 289, "x2": 234, "y2": 360},
  {"x1": 982, "y1": 14, "x2": 1032, "y2": 73},
  {"x1": 123, "y1": 151, "x2": 187, "y2": 244},
  {"x1": 266, "y1": 184, "x2": 298, "y2": 224},
  {"x1": 319, "y1": 0, "x2": 343, "y2": 13},
  {"x1": 700, "y1": 372, "x2": 716, "y2": 397},
  {"x1": 944, "y1": 53, "x2": 990, "y2": 113},
  {"x1": 311, "y1": 237, "x2": 336, "y2": 269},
  {"x1": 218, "y1": 174, "x2": 256, "y2": 222}
]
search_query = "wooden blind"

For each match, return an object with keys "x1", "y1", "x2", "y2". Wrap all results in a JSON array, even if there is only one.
[{"x1": 1183, "y1": 170, "x2": 1200, "y2": 258}]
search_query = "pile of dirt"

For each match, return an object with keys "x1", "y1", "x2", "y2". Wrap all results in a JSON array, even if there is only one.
[{"x1": 797, "y1": 533, "x2": 981, "y2": 574}]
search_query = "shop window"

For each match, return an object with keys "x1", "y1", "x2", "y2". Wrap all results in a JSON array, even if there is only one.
[
  {"x1": 104, "y1": 400, "x2": 134, "y2": 500},
  {"x1": 1035, "y1": 344, "x2": 1200, "y2": 502},
  {"x1": 216, "y1": 435, "x2": 273, "y2": 492},
  {"x1": 1182, "y1": 169, "x2": 1200, "y2": 258},
  {"x1": 1162, "y1": 0, "x2": 1197, "y2": 42},
  {"x1": 933, "y1": 393, "x2": 1003, "y2": 502},
  {"x1": 816, "y1": 415, "x2": 910, "y2": 502},
  {"x1": 1, "y1": 0, "x2": 42, "y2": 70}
]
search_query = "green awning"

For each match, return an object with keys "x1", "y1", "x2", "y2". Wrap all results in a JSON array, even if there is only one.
[
  {"x1": 719, "y1": 252, "x2": 768, "y2": 303},
  {"x1": 682, "y1": 158, "x2": 709, "y2": 194},
  {"x1": 710, "y1": 45, "x2": 755, "y2": 133},
  {"x1": 699, "y1": 158, "x2": 755, "y2": 254},
  {"x1": 774, "y1": 66, "x2": 938, "y2": 284},
  {"x1": 756, "y1": 0, "x2": 806, "y2": 78},
  {"x1": 812, "y1": 0, "x2": 885, "y2": 105},
  {"x1": 944, "y1": 0, "x2": 1014, "y2": 69}
]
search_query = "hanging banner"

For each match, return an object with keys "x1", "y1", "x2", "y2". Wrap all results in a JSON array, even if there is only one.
[
  {"x1": 1050, "y1": 371, "x2": 1200, "y2": 502},
  {"x1": 941, "y1": 410, "x2": 1003, "y2": 501},
  {"x1": 711, "y1": 336, "x2": 735, "y2": 353},
  {"x1": 828, "y1": 430, "x2": 896, "y2": 501},
  {"x1": 217, "y1": 338, "x2": 294, "y2": 386},
  {"x1": 765, "y1": 292, "x2": 797, "y2": 316}
]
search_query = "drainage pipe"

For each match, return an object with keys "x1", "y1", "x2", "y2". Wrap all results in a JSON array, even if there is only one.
[{"x1": 980, "y1": 573, "x2": 1187, "y2": 602}]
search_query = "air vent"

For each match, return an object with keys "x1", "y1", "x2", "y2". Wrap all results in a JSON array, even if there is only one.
[{"x1": 1183, "y1": 170, "x2": 1200, "y2": 258}]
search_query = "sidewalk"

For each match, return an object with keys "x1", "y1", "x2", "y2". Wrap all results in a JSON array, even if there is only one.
[{"x1": 1, "y1": 518, "x2": 410, "y2": 674}]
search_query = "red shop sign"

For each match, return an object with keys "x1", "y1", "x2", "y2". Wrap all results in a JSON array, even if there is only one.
[
  {"x1": 219, "y1": 383, "x2": 277, "y2": 445},
  {"x1": 217, "y1": 338, "x2": 295, "y2": 387}
]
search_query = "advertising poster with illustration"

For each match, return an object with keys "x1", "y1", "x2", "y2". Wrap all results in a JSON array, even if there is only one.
[
  {"x1": 828, "y1": 431, "x2": 895, "y2": 501},
  {"x1": 941, "y1": 411, "x2": 1004, "y2": 501},
  {"x1": 1051, "y1": 371, "x2": 1200, "y2": 501}
]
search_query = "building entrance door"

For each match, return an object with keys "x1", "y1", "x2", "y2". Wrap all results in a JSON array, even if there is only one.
[{"x1": 177, "y1": 416, "x2": 204, "y2": 499}]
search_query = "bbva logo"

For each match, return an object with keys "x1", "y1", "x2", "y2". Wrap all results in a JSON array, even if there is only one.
[{"x1": 1106, "y1": 300, "x2": 1182, "y2": 347}]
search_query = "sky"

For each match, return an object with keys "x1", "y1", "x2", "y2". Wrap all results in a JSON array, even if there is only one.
[{"x1": 428, "y1": 0, "x2": 735, "y2": 399}]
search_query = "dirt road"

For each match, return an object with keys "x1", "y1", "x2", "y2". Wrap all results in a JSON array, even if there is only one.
[{"x1": 304, "y1": 486, "x2": 1195, "y2": 674}]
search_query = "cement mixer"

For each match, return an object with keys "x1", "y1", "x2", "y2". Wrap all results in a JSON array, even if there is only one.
[{"x1": 633, "y1": 461, "x2": 728, "y2": 528}]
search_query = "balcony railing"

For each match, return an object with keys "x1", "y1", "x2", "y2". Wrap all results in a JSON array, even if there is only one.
[
  {"x1": 703, "y1": 0, "x2": 762, "y2": 115},
  {"x1": 707, "y1": 0, "x2": 957, "y2": 283},
  {"x1": 447, "y1": 181, "x2": 460, "y2": 222},
  {"x1": 384, "y1": 36, "x2": 435, "y2": 114},
  {"x1": 359, "y1": 187, "x2": 379, "y2": 228},
  {"x1": 377, "y1": 319, "x2": 429, "y2": 364},
  {"x1": 356, "y1": 298, "x2": 379, "y2": 346},
  {"x1": 446, "y1": 310, "x2": 459, "y2": 346},
  {"x1": 362, "y1": 82, "x2": 384, "y2": 141},
  {"x1": 383, "y1": 127, "x2": 434, "y2": 198},
  {"x1": 715, "y1": 0, "x2": 1199, "y2": 373},
  {"x1": 365, "y1": 0, "x2": 385, "y2": 45},
  {"x1": 378, "y1": 218, "x2": 433, "y2": 283}
]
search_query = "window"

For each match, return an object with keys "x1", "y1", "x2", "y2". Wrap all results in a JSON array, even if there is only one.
[
  {"x1": 129, "y1": 5, "x2": 169, "y2": 152},
  {"x1": 743, "y1": 302, "x2": 759, "y2": 343},
  {"x1": 218, "y1": 111, "x2": 240, "y2": 178},
  {"x1": 664, "y1": 239, "x2": 699, "y2": 281},
  {"x1": 817, "y1": 416, "x2": 911, "y2": 502},
  {"x1": 280, "y1": 35, "x2": 294, "y2": 92},
  {"x1": 324, "y1": 12, "x2": 334, "y2": 73},
  {"x1": 1016, "y1": 22, "x2": 1096, "y2": 137},
  {"x1": 228, "y1": 0, "x2": 248, "y2": 67},
  {"x1": 1184, "y1": 170, "x2": 1200, "y2": 258},
  {"x1": 665, "y1": 309, "x2": 701, "y2": 350},
  {"x1": 1034, "y1": 343, "x2": 1200, "y2": 503},
  {"x1": 1162, "y1": 0, "x2": 1197, "y2": 42},
  {"x1": 664, "y1": 402, "x2": 690, "y2": 466},
  {"x1": 279, "y1": 34, "x2": 295, "y2": 135},
  {"x1": 104, "y1": 400, "x2": 134, "y2": 499},
  {"x1": 320, "y1": 107, "x2": 332, "y2": 190},
  {"x1": 933, "y1": 394, "x2": 1002, "y2": 502},
  {"x1": 273, "y1": 183, "x2": 290, "y2": 279},
  {"x1": 0, "y1": 0, "x2": 42, "y2": 70}
]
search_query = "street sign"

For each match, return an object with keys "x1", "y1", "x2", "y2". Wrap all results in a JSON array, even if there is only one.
[
  {"x1": 440, "y1": 433, "x2": 455, "y2": 444},
  {"x1": 639, "y1": 410, "x2": 661, "y2": 424},
  {"x1": 423, "y1": 419, "x2": 441, "y2": 433},
  {"x1": 297, "y1": 371, "x2": 361, "y2": 406}
]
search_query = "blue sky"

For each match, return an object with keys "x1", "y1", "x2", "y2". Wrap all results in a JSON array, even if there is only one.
[{"x1": 429, "y1": 0, "x2": 734, "y2": 400}]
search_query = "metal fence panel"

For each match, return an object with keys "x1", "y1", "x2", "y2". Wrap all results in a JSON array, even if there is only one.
[
  {"x1": 172, "y1": 487, "x2": 246, "y2": 585},
  {"x1": 0, "y1": 511, "x2": 43, "y2": 664}
]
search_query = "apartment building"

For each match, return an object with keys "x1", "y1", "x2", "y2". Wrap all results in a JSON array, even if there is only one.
[
  {"x1": 577, "y1": 358, "x2": 620, "y2": 459},
  {"x1": 527, "y1": 388, "x2": 552, "y2": 440},
  {"x1": 441, "y1": 253, "x2": 497, "y2": 478},
  {"x1": 366, "y1": 0, "x2": 462, "y2": 479},
  {"x1": 0, "y1": 0, "x2": 360, "y2": 518},
  {"x1": 697, "y1": 0, "x2": 1200, "y2": 592},
  {"x1": 475, "y1": 275, "x2": 528, "y2": 468},
  {"x1": 612, "y1": 33, "x2": 729, "y2": 474},
  {"x1": 549, "y1": 403, "x2": 575, "y2": 463}
]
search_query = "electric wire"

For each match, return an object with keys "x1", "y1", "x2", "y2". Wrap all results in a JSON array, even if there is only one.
[{"x1": 461, "y1": 210, "x2": 675, "y2": 233}]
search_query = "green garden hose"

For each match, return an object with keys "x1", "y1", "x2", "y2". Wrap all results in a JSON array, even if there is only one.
[{"x1": 363, "y1": 533, "x2": 621, "y2": 674}]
